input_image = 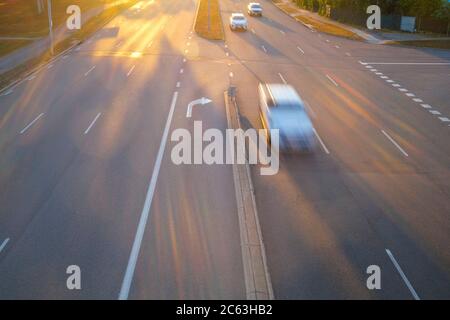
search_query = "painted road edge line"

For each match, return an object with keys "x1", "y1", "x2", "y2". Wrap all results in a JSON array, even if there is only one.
[
  {"x1": 385, "y1": 249, "x2": 420, "y2": 300},
  {"x1": 382, "y1": 130, "x2": 409, "y2": 157},
  {"x1": 224, "y1": 89, "x2": 274, "y2": 300},
  {"x1": 119, "y1": 91, "x2": 179, "y2": 300}
]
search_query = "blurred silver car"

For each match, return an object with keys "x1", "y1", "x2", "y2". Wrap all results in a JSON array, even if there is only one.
[
  {"x1": 247, "y1": 2, "x2": 263, "y2": 16},
  {"x1": 229, "y1": 13, "x2": 248, "y2": 31},
  {"x1": 258, "y1": 83, "x2": 316, "y2": 152}
]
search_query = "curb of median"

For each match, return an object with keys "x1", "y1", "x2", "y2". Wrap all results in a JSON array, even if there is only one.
[{"x1": 224, "y1": 87, "x2": 274, "y2": 300}]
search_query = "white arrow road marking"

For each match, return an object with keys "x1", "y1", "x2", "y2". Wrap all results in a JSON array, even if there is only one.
[{"x1": 186, "y1": 97, "x2": 212, "y2": 118}]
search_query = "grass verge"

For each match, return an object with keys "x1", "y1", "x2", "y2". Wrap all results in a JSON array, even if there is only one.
[
  {"x1": 0, "y1": 39, "x2": 33, "y2": 58},
  {"x1": 274, "y1": 2, "x2": 362, "y2": 41},
  {"x1": 294, "y1": 15, "x2": 362, "y2": 40},
  {"x1": 388, "y1": 39, "x2": 450, "y2": 50},
  {"x1": 0, "y1": 0, "x2": 138, "y2": 91},
  {"x1": 0, "y1": 0, "x2": 116, "y2": 37},
  {"x1": 194, "y1": 0, "x2": 224, "y2": 40}
]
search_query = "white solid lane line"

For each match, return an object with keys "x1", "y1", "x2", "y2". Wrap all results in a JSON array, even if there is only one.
[
  {"x1": 326, "y1": 74, "x2": 339, "y2": 87},
  {"x1": 84, "y1": 66, "x2": 96, "y2": 77},
  {"x1": 0, "y1": 238, "x2": 9, "y2": 254},
  {"x1": 119, "y1": 91, "x2": 179, "y2": 300},
  {"x1": 385, "y1": 249, "x2": 420, "y2": 300},
  {"x1": 127, "y1": 65, "x2": 136, "y2": 77},
  {"x1": 381, "y1": 130, "x2": 408, "y2": 157},
  {"x1": 278, "y1": 73, "x2": 287, "y2": 84},
  {"x1": 20, "y1": 113, "x2": 44, "y2": 134},
  {"x1": 313, "y1": 128, "x2": 330, "y2": 154},
  {"x1": 362, "y1": 62, "x2": 450, "y2": 65},
  {"x1": 297, "y1": 46, "x2": 304, "y2": 54},
  {"x1": 84, "y1": 113, "x2": 102, "y2": 135}
]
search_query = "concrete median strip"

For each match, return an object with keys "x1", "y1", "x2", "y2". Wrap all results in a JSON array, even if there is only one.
[
  {"x1": 224, "y1": 88, "x2": 274, "y2": 300},
  {"x1": 194, "y1": 0, "x2": 224, "y2": 40}
]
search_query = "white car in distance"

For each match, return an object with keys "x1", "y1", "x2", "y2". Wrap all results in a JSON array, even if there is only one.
[
  {"x1": 247, "y1": 2, "x2": 263, "y2": 16},
  {"x1": 229, "y1": 13, "x2": 248, "y2": 31}
]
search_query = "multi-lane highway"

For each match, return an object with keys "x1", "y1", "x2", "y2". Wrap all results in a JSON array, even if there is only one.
[{"x1": 0, "y1": 0, "x2": 449, "y2": 299}]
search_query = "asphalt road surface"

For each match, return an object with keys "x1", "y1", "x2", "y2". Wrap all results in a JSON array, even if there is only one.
[{"x1": 0, "y1": 0, "x2": 449, "y2": 299}]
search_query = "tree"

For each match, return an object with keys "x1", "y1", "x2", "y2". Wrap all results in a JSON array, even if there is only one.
[
  {"x1": 434, "y1": 0, "x2": 450, "y2": 35},
  {"x1": 399, "y1": 0, "x2": 442, "y2": 31}
]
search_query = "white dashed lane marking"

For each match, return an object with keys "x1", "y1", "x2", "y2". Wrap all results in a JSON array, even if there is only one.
[
  {"x1": 326, "y1": 75, "x2": 339, "y2": 87},
  {"x1": 0, "y1": 238, "x2": 9, "y2": 254},
  {"x1": 84, "y1": 66, "x2": 96, "y2": 77},
  {"x1": 20, "y1": 113, "x2": 44, "y2": 135},
  {"x1": 361, "y1": 61, "x2": 450, "y2": 126},
  {"x1": 382, "y1": 130, "x2": 409, "y2": 157}
]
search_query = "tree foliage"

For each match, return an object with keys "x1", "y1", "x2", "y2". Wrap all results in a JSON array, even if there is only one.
[{"x1": 292, "y1": 0, "x2": 450, "y2": 32}]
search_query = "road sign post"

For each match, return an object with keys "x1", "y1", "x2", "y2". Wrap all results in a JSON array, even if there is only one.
[{"x1": 47, "y1": 0, "x2": 54, "y2": 55}]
